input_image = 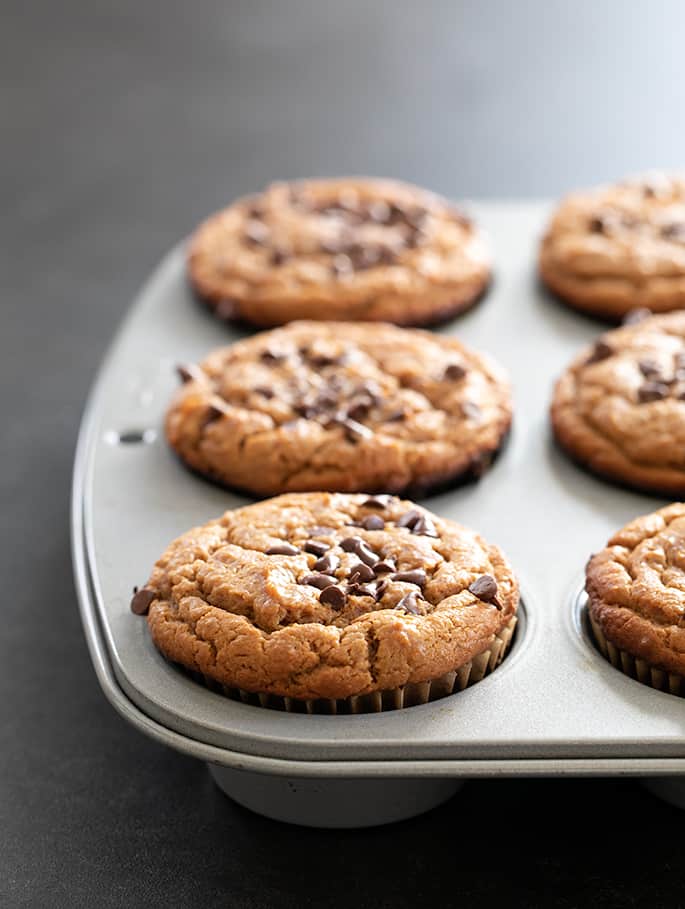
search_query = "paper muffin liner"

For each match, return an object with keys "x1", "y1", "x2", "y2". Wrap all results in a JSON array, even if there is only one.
[
  {"x1": 188, "y1": 614, "x2": 517, "y2": 715},
  {"x1": 589, "y1": 614, "x2": 685, "y2": 697}
]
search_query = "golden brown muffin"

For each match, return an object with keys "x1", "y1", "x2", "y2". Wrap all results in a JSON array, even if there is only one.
[
  {"x1": 586, "y1": 503, "x2": 685, "y2": 693},
  {"x1": 540, "y1": 172, "x2": 685, "y2": 320},
  {"x1": 166, "y1": 321, "x2": 511, "y2": 497},
  {"x1": 551, "y1": 312, "x2": 685, "y2": 496},
  {"x1": 188, "y1": 178, "x2": 490, "y2": 327},
  {"x1": 131, "y1": 493, "x2": 519, "y2": 710}
]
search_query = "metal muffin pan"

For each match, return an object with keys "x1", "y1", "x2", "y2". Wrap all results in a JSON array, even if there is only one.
[{"x1": 73, "y1": 202, "x2": 685, "y2": 826}]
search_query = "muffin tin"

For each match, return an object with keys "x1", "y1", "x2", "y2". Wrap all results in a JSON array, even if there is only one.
[{"x1": 72, "y1": 201, "x2": 685, "y2": 827}]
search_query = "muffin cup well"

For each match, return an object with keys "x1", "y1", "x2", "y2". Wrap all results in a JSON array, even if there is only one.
[
  {"x1": 190, "y1": 614, "x2": 517, "y2": 715},
  {"x1": 589, "y1": 614, "x2": 685, "y2": 697}
]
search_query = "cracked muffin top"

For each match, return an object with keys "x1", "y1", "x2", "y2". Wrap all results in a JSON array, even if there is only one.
[
  {"x1": 586, "y1": 503, "x2": 685, "y2": 676},
  {"x1": 133, "y1": 492, "x2": 518, "y2": 700},
  {"x1": 540, "y1": 172, "x2": 685, "y2": 320},
  {"x1": 165, "y1": 321, "x2": 511, "y2": 497},
  {"x1": 551, "y1": 311, "x2": 685, "y2": 496},
  {"x1": 188, "y1": 177, "x2": 490, "y2": 327}
]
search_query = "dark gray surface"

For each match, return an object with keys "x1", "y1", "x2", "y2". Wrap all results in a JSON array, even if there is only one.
[{"x1": 3, "y1": 2, "x2": 685, "y2": 905}]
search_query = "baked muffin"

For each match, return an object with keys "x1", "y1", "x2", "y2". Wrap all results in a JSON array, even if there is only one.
[
  {"x1": 540, "y1": 172, "x2": 685, "y2": 320},
  {"x1": 188, "y1": 177, "x2": 490, "y2": 327},
  {"x1": 166, "y1": 321, "x2": 512, "y2": 497},
  {"x1": 586, "y1": 503, "x2": 685, "y2": 696},
  {"x1": 131, "y1": 493, "x2": 519, "y2": 712},
  {"x1": 551, "y1": 311, "x2": 685, "y2": 496}
]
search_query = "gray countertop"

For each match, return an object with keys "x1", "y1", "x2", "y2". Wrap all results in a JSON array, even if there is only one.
[{"x1": 4, "y1": 2, "x2": 685, "y2": 905}]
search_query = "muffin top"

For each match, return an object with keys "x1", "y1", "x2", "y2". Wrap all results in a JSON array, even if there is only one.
[
  {"x1": 551, "y1": 311, "x2": 685, "y2": 496},
  {"x1": 188, "y1": 178, "x2": 490, "y2": 327},
  {"x1": 166, "y1": 321, "x2": 511, "y2": 497},
  {"x1": 540, "y1": 173, "x2": 685, "y2": 318},
  {"x1": 135, "y1": 493, "x2": 518, "y2": 700},
  {"x1": 586, "y1": 503, "x2": 685, "y2": 675}
]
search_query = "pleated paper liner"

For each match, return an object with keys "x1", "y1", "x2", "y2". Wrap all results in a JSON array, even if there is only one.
[
  {"x1": 589, "y1": 613, "x2": 685, "y2": 697},
  {"x1": 185, "y1": 613, "x2": 517, "y2": 715}
]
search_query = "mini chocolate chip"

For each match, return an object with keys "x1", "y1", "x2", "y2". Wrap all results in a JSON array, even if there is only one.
[
  {"x1": 304, "y1": 540, "x2": 329, "y2": 557},
  {"x1": 391, "y1": 568, "x2": 427, "y2": 587},
  {"x1": 266, "y1": 543, "x2": 300, "y2": 556},
  {"x1": 638, "y1": 381, "x2": 670, "y2": 403},
  {"x1": 397, "y1": 509, "x2": 422, "y2": 529},
  {"x1": 340, "y1": 537, "x2": 379, "y2": 566},
  {"x1": 320, "y1": 585, "x2": 346, "y2": 609},
  {"x1": 254, "y1": 386, "x2": 275, "y2": 398},
  {"x1": 461, "y1": 401, "x2": 481, "y2": 421},
  {"x1": 622, "y1": 307, "x2": 652, "y2": 325},
  {"x1": 176, "y1": 363, "x2": 202, "y2": 384},
  {"x1": 130, "y1": 587, "x2": 155, "y2": 616},
  {"x1": 260, "y1": 348, "x2": 287, "y2": 364},
  {"x1": 347, "y1": 583, "x2": 377, "y2": 598},
  {"x1": 586, "y1": 341, "x2": 614, "y2": 365},
  {"x1": 359, "y1": 514, "x2": 384, "y2": 531},
  {"x1": 443, "y1": 363, "x2": 467, "y2": 381},
  {"x1": 349, "y1": 562, "x2": 375, "y2": 584},
  {"x1": 313, "y1": 553, "x2": 339, "y2": 575},
  {"x1": 374, "y1": 580, "x2": 388, "y2": 600},
  {"x1": 468, "y1": 575, "x2": 499, "y2": 606},
  {"x1": 396, "y1": 592, "x2": 421, "y2": 615},
  {"x1": 411, "y1": 515, "x2": 438, "y2": 537},
  {"x1": 362, "y1": 495, "x2": 392, "y2": 509},
  {"x1": 372, "y1": 559, "x2": 396, "y2": 575},
  {"x1": 203, "y1": 403, "x2": 225, "y2": 425},
  {"x1": 216, "y1": 299, "x2": 239, "y2": 321},
  {"x1": 638, "y1": 359, "x2": 661, "y2": 377},
  {"x1": 589, "y1": 215, "x2": 606, "y2": 233},
  {"x1": 244, "y1": 219, "x2": 269, "y2": 246},
  {"x1": 300, "y1": 573, "x2": 337, "y2": 590},
  {"x1": 270, "y1": 249, "x2": 289, "y2": 266},
  {"x1": 346, "y1": 399, "x2": 372, "y2": 422}
]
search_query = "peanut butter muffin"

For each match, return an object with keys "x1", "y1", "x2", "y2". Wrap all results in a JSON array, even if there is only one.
[
  {"x1": 540, "y1": 173, "x2": 685, "y2": 320},
  {"x1": 188, "y1": 178, "x2": 490, "y2": 327},
  {"x1": 166, "y1": 321, "x2": 511, "y2": 497},
  {"x1": 586, "y1": 503, "x2": 685, "y2": 695},
  {"x1": 131, "y1": 493, "x2": 519, "y2": 711},
  {"x1": 551, "y1": 312, "x2": 685, "y2": 496}
]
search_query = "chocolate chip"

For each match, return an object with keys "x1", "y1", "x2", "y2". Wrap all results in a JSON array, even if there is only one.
[
  {"x1": 320, "y1": 585, "x2": 346, "y2": 609},
  {"x1": 372, "y1": 559, "x2": 396, "y2": 575},
  {"x1": 443, "y1": 363, "x2": 467, "y2": 381},
  {"x1": 270, "y1": 249, "x2": 289, "y2": 266},
  {"x1": 315, "y1": 390, "x2": 339, "y2": 410},
  {"x1": 254, "y1": 386, "x2": 275, "y2": 398},
  {"x1": 304, "y1": 540, "x2": 329, "y2": 557},
  {"x1": 340, "y1": 537, "x2": 379, "y2": 566},
  {"x1": 468, "y1": 575, "x2": 500, "y2": 607},
  {"x1": 384, "y1": 409, "x2": 406, "y2": 422},
  {"x1": 300, "y1": 573, "x2": 337, "y2": 590},
  {"x1": 638, "y1": 381, "x2": 670, "y2": 403},
  {"x1": 176, "y1": 363, "x2": 202, "y2": 384},
  {"x1": 293, "y1": 402, "x2": 320, "y2": 419},
  {"x1": 260, "y1": 348, "x2": 287, "y2": 364},
  {"x1": 396, "y1": 592, "x2": 422, "y2": 615},
  {"x1": 362, "y1": 495, "x2": 392, "y2": 509},
  {"x1": 266, "y1": 543, "x2": 300, "y2": 556},
  {"x1": 244, "y1": 219, "x2": 269, "y2": 246},
  {"x1": 346, "y1": 399, "x2": 373, "y2": 422},
  {"x1": 343, "y1": 418, "x2": 373, "y2": 443},
  {"x1": 203, "y1": 403, "x2": 225, "y2": 426},
  {"x1": 397, "y1": 509, "x2": 422, "y2": 529},
  {"x1": 359, "y1": 514, "x2": 385, "y2": 531},
  {"x1": 586, "y1": 341, "x2": 614, "y2": 365},
  {"x1": 347, "y1": 583, "x2": 377, "y2": 598},
  {"x1": 374, "y1": 579, "x2": 388, "y2": 600},
  {"x1": 589, "y1": 215, "x2": 606, "y2": 234},
  {"x1": 662, "y1": 222, "x2": 685, "y2": 241},
  {"x1": 622, "y1": 307, "x2": 652, "y2": 326},
  {"x1": 461, "y1": 402, "x2": 481, "y2": 421},
  {"x1": 349, "y1": 562, "x2": 375, "y2": 583},
  {"x1": 391, "y1": 568, "x2": 427, "y2": 587},
  {"x1": 313, "y1": 553, "x2": 339, "y2": 574},
  {"x1": 130, "y1": 587, "x2": 155, "y2": 616},
  {"x1": 638, "y1": 359, "x2": 661, "y2": 377}
]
